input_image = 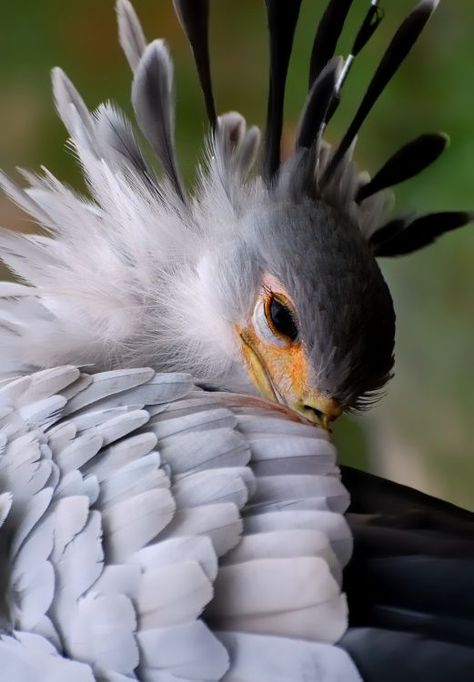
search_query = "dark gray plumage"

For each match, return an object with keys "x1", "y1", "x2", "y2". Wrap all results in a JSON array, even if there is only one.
[
  {"x1": 340, "y1": 466, "x2": 474, "y2": 681},
  {"x1": 247, "y1": 200, "x2": 395, "y2": 408}
]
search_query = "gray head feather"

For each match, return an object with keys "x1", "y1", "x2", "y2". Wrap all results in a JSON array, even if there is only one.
[{"x1": 243, "y1": 199, "x2": 395, "y2": 408}]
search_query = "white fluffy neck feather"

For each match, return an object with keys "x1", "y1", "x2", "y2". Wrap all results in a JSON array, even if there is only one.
[{"x1": 0, "y1": 104, "x2": 261, "y2": 392}]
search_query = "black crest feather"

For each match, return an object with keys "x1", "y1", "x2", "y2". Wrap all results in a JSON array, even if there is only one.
[
  {"x1": 263, "y1": 0, "x2": 303, "y2": 183},
  {"x1": 371, "y1": 211, "x2": 473, "y2": 256},
  {"x1": 324, "y1": 0, "x2": 439, "y2": 183},
  {"x1": 324, "y1": 2, "x2": 384, "y2": 126},
  {"x1": 309, "y1": 0, "x2": 354, "y2": 88},
  {"x1": 352, "y1": 3, "x2": 385, "y2": 57},
  {"x1": 173, "y1": 0, "x2": 216, "y2": 129},
  {"x1": 296, "y1": 57, "x2": 342, "y2": 151},
  {"x1": 357, "y1": 133, "x2": 448, "y2": 202}
]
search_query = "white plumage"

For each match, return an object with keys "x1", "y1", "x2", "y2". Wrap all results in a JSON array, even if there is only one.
[
  {"x1": 0, "y1": 366, "x2": 361, "y2": 681},
  {"x1": 0, "y1": 44, "x2": 259, "y2": 390}
]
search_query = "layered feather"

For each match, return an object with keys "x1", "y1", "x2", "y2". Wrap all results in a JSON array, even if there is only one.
[{"x1": 0, "y1": 366, "x2": 359, "y2": 681}]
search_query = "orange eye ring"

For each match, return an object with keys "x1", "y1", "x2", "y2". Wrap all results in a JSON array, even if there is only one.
[{"x1": 263, "y1": 292, "x2": 299, "y2": 343}]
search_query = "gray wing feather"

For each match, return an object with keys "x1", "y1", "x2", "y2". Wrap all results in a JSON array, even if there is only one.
[
  {"x1": 160, "y1": 427, "x2": 249, "y2": 473},
  {"x1": 154, "y1": 406, "x2": 238, "y2": 437},
  {"x1": 132, "y1": 535, "x2": 218, "y2": 582},
  {"x1": 0, "y1": 366, "x2": 357, "y2": 681},
  {"x1": 218, "y1": 631, "x2": 362, "y2": 682},
  {"x1": 0, "y1": 633, "x2": 95, "y2": 682},
  {"x1": 62, "y1": 368, "x2": 155, "y2": 413}
]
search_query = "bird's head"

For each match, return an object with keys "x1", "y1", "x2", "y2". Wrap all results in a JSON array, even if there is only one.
[
  {"x1": 233, "y1": 199, "x2": 395, "y2": 428},
  {"x1": 161, "y1": 0, "x2": 470, "y2": 429},
  {"x1": 194, "y1": 185, "x2": 395, "y2": 429}
]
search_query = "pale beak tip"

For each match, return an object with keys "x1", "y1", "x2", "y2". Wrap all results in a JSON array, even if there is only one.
[{"x1": 292, "y1": 395, "x2": 343, "y2": 431}]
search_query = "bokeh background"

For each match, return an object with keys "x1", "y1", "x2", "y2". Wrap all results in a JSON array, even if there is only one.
[{"x1": 1, "y1": 1, "x2": 473, "y2": 508}]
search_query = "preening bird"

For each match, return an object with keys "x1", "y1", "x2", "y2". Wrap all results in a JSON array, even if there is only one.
[{"x1": 0, "y1": 0, "x2": 473, "y2": 680}]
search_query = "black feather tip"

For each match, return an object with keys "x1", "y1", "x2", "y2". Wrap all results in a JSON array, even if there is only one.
[
  {"x1": 352, "y1": 2, "x2": 384, "y2": 57},
  {"x1": 325, "y1": 2, "x2": 384, "y2": 129},
  {"x1": 309, "y1": 0, "x2": 354, "y2": 89},
  {"x1": 371, "y1": 211, "x2": 473, "y2": 256},
  {"x1": 324, "y1": 0, "x2": 440, "y2": 184},
  {"x1": 296, "y1": 56, "x2": 342, "y2": 150},
  {"x1": 173, "y1": 0, "x2": 216, "y2": 129},
  {"x1": 263, "y1": 0, "x2": 303, "y2": 184},
  {"x1": 357, "y1": 132, "x2": 449, "y2": 202}
]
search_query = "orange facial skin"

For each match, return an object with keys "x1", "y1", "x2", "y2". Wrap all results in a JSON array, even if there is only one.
[
  {"x1": 239, "y1": 324, "x2": 310, "y2": 405},
  {"x1": 237, "y1": 274, "x2": 342, "y2": 430}
]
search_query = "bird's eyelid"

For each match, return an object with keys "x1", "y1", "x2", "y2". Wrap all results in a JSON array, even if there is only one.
[
  {"x1": 264, "y1": 291, "x2": 297, "y2": 322},
  {"x1": 260, "y1": 272, "x2": 297, "y2": 308}
]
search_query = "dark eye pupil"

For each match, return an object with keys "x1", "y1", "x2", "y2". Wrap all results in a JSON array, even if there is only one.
[{"x1": 269, "y1": 298, "x2": 298, "y2": 341}]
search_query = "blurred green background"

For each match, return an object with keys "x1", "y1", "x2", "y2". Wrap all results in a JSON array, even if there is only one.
[{"x1": 0, "y1": 1, "x2": 473, "y2": 507}]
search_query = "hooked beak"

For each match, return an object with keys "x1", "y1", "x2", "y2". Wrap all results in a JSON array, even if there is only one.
[
  {"x1": 292, "y1": 395, "x2": 343, "y2": 432},
  {"x1": 239, "y1": 329, "x2": 343, "y2": 432}
]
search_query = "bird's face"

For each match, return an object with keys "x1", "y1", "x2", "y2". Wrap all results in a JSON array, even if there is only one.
[
  {"x1": 237, "y1": 272, "x2": 343, "y2": 429},
  {"x1": 232, "y1": 198, "x2": 396, "y2": 430}
]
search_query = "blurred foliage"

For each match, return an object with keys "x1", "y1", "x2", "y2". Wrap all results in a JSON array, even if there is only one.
[{"x1": 1, "y1": 1, "x2": 473, "y2": 508}]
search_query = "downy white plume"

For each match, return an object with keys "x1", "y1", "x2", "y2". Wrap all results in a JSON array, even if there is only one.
[
  {"x1": 0, "y1": 0, "x2": 268, "y2": 389},
  {"x1": 0, "y1": 0, "x2": 391, "y2": 390}
]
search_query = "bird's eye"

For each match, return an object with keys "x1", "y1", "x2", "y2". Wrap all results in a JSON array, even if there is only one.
[
  {"x1": 252, "y1": 292, "x2": 299, "y2": 348},
  {"x1": 266, "y1": 296, "x2": 298, "y2": 341}
]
